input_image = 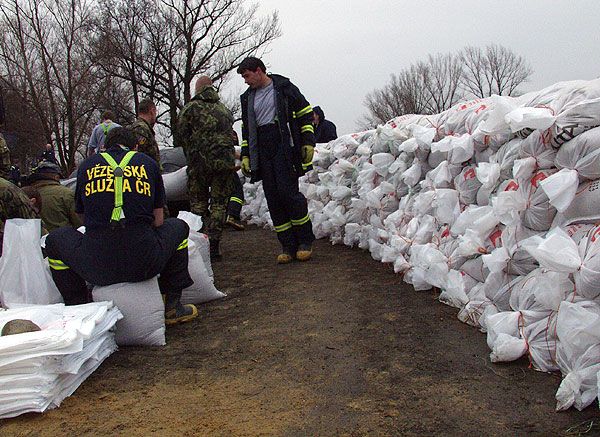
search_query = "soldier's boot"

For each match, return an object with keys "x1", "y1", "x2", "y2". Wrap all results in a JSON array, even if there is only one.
[
  {"x1": 296, "y1": 244, "x2": 313, "y2": 262},
  {"x1": 164, "y1": 294, "x2": 198, "y2": 325},
  {"x1": 210, "y1": 239, "x2": 222, "y2": 262},
  {"x1": 226, "y1": 215, "x2": 245, "y2": 231}
]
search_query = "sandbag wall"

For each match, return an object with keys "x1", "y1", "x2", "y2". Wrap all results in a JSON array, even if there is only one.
[{"x1": 241, "y1": 78, "x2": 600, "y2": 411}]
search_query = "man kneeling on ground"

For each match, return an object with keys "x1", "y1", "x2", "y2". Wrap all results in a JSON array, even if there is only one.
[{"x1": 46, "y1": 127, "x2": 197, "y2": 325}]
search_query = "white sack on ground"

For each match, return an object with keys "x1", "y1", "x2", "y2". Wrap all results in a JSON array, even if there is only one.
[
  {"x1": 93, "y1": 278, "x2": 165, "y2": 346},
  {"x1": 0, "y1": 219, "x2": 63, "y2": 308}
]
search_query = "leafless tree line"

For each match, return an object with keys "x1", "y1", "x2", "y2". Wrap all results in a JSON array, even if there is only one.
[
  {"x1": 0, "y1": 0, "x2": 280, "y2": 172},
  {"x1": 361, "y1": 44, "x2": 533, "y2": 128}
]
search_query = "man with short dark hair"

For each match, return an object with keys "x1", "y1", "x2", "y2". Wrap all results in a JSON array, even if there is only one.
[
  {"x1": 28, "y1": 160, "x2": 81, "y2": 232},
  {"x1": 87, "y1": 110, "x2": 120, "y2": 157},
  {"x1": 45, "y1": 127, "x2": 197, "y2": 324},
  {"x1": 129, "y1": 99, "x2": 160, "y2": 165},
  {"x1": 237, "y1": 56, "x2": 316, "y2": 263}
]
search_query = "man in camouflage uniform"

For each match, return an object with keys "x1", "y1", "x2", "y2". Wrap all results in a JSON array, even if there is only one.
[
  {"x1": 129, "y1": 99, "x2": 160, "y2": 165},
  {"x1": 0, "y1": 177, "x2": 38, "y2": 256},
  {"x1": 0, "y1": 133, "x2": 11, "y2": 180},
  {"x1": 177, "y1": 76, "x2": 235, "y2": 260}
]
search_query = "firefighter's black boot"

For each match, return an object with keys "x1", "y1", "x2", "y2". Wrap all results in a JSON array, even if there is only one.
[{"x1": 164, "y1": 293, "x2": 198, "y2": 325}]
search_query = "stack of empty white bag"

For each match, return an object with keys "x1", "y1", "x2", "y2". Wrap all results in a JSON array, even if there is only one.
[
  {"x1": 0, "y1": 302, "x2": 122, "y2": 418},
  {"x1": 240, "y1": 78, "x2": 600, "y2": 410}
]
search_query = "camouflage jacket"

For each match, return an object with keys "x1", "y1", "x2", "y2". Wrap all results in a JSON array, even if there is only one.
[
  {"x1": 0, "y1": 177, "x2": 38, "y2": 254},
  {"x1": 0, "y1": 133, "x2": 11, "y2": 180},
  {"x1": 177, "y1": 86, "x2": 235, "y2": 173},
  {"x1": 129, "y1": 117, "x2": 160, "y2": 164}
]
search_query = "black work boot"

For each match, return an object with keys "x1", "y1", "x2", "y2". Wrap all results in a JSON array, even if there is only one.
[
  {"x1": 164, "y1": 293, "x2": 198, "y2": 325},
  {"x1": 210, "y1": 239, "x2": 222, "y2": 262}
]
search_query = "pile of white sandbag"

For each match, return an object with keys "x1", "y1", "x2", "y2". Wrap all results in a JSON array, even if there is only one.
[
  {"x1": 241, "y1": 78, "x2": 600, "y2": 411},
  {"x1": 0, "y1": 302, "x2": 122, "y2": 419}
]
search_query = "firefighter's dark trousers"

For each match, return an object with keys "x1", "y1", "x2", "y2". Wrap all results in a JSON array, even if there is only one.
[
  {"x1": 227, "y1": 173, "x2": 245, "y2": 220},
  {"x1": 257, "y1": 124, "x2": 315, "y2": 251},
  {"x1": 46, "y1": 218, "x2": 194, "y2": 305}
]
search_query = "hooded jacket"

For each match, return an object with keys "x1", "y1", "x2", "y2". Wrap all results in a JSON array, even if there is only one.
[
  {"x1": 313, "y1": 106, "x2": 338, "y2": 144},
  {"x1": 240, "y1": 74, "x2": 315, "y2": 183}
]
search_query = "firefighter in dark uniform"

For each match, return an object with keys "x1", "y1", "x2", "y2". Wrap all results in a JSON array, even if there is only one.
[
  {"x1": 45, "y1": 127, "x2": 197, "y2": 325},
  {"x1": 237, "y1": 57, "x2": 316, "y2": 264}
]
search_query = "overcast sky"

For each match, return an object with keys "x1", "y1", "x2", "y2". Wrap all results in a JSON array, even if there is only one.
[{"x1": 229, "y1": 0, "x2": 600, "y2": 136}]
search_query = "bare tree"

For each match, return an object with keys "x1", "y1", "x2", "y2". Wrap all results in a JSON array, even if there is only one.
[
  {"x1": 0, "y1": 0, "x2": 107, "y2": 172},
  {"x1": 421, "y1": 52, "x2": 463, "y2": 113},
  {"x1": 362, "y1": 53, "x2": 463, "y2": 126},
  {"x1": 460, "y1": 44, "x2": 532, "y2": 98},
  {"x1": 362, "y1": 44, "x2": 533, "y2": 128},
  {"x1": 95, "y1": 0, "x2": 281, "y2": 145}
]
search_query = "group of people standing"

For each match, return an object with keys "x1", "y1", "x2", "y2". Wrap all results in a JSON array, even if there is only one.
[{"x1": 1, "y1": 56, "x2": 337, "y2": 326}]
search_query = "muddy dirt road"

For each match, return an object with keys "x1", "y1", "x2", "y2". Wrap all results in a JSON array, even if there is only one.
[{"x1": 2, "y1": 226, "x2": 598, "y2": 436}]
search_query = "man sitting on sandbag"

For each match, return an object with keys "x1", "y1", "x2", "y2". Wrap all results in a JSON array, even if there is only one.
[{"x1": 45, "y1": 127, "x2": 198, "y2": 325}]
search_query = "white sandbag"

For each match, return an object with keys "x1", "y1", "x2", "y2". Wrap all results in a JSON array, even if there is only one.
[
  {"x1": 526, "y1": 227, "x2": 581, "y2": 274},
  {"x1": 457, "y1": 282, "x2": 493, "y2": 328},
  {"x1": 460, "y1": 257, "x2": 489, "y2": 283},
  {"x1": 505, "y1": 107, "x2": 556, "y2": 132},
  {"x1": 176, "y1": 211, "x2": 213, "y2": 279},
  {"x1": 409, "y1": 244, "x2": 448, "y2": 289},
  {"x1": 554, "y1": 179, "x2": 600, "y2": 227},
  {"x1": 555, "y1": 126, "x2": 600, "y2": 181},
  {"x1": 371, "y1": 153, "x2": 395, "y2": 176},
  {"x1": 493, "y1": 171, "x2": 557, "y2": 231},
  {"x1": 455, "y1": 165, "x2": 482, "y2": 205},
  {"x1": 439, "y1": 270, "x2": 476, "y2": 309},
  {"x1": 523, "y1": 312, "x2": 560, "y2": 372},
  {"x1": 93, "y1": 277, "x2": 165, "y2": 346},
  {"x1": 180, "y1": 231, "x2": 225, "y2": 305},
  {"x1": 574, "y1": 224, "x2": 600, "y2": 300},
  {"x1": 540, "y1": 168, "x2": 579, "y2": 213},
  {"x1": 162, "y1": 166, "x2": 188, "y2": 202},
  {"x1": 555, "y1": 300, "x2": 600, "y2": 411},
  {"x1": 0, "y1": 219, "x2": 63, "y2": 308},
  {"x1": 486, "y1": 311, "x2": 528, "y2": 362},
  {"x1": 434, "y1": 189, "x2": 460, "y2": 226},
  {"x1": 519, "y1": 130, "x2": 556, "y2": 170},
  {"x1": 509, "y1": 269, "x2": 573, "y2": 312}
]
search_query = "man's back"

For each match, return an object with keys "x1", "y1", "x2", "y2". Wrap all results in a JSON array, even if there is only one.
[
  {"x1": 178, "y1": 86, "x2": 234, "y2": 172},
  {"x1": 88, "y1": 120, "x2": 120, "y2": 154},
  {"x1": 75, "y1": 149, "x2": 165, "y2": 230}
]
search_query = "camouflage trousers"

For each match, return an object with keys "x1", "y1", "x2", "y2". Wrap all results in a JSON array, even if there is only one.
[{"x1": 186, "y1": 151, "x2": 234, "y2": 242}]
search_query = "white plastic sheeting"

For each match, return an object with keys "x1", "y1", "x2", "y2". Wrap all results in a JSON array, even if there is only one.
[{"x1": 0, "y1": 302, "x2": 122, "y2": 418}]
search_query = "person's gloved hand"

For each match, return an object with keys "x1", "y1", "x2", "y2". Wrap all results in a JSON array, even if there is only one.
[
  {"x1": 241, "y1": 156, "x2": 251, "y2": 177},
  {"x1": 301, "y1": 145, "x2": 314, "y2": 164}
]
